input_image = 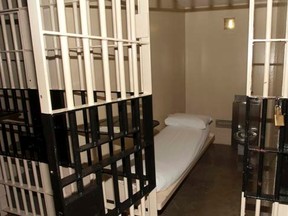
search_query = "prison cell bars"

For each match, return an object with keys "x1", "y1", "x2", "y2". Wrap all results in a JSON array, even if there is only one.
[
  {"x1": 29, "y1": 0, "x2": 152, "y2": 115},
  {"x1": 28, "y1": 0, "x2": 155, "y2": 215},
  {"x1": 0, "y1": 1, "x2": 56, "y2": 215},
  {"x1": 243, "y1": 0, "x2": 288, "y2": 215}
]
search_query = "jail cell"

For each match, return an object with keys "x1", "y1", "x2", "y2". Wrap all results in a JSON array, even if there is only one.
[
  {"x1": 0, "y1": 1, "x2": 56, "y2": 215},
  {"x1": 0, "y1": 0, "x2": 156, "y2": 215},
  {"x1": 242, "y1": 0, "x2": 288, "y2": 215}
]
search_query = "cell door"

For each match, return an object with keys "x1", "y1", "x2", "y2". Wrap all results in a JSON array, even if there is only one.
[
  {"x1": 241, "y1": 0, "x2": 288, "y2": 215},
  {"x1": 4, "y1": 0, "x2": 157, "y2": 215}
]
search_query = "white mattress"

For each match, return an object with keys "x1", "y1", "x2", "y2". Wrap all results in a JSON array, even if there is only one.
[{"x1": 154, "y1": 126, "x2": 210, "y2": 192}]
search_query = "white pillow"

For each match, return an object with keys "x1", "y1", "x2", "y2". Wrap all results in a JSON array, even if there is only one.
[{"x1": 164, "y1": 113, "x2": 212, "y2": 129}]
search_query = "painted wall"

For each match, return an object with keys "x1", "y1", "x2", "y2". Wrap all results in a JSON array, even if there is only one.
[
  {"x1": 185, "y1": 9, "x2": 249, "y2": 144},
  {"x1": 150, "y1": 12, "x2": 186, "y2": 129}
]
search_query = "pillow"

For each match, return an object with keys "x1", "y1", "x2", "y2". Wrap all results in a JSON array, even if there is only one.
[{"x1": 164, "y1": 113, "x2": 212, "y2": 129}]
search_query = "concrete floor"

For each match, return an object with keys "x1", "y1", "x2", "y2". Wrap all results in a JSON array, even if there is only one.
[{"x1": 159, "y1": 144, "x2": 242, "y2": 216}]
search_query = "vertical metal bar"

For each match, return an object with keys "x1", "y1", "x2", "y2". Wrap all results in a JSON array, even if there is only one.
[
  {"x1": 0, "y1": 12, "x2": 15, "y2": 88},
  {"x1": 0, "y1": 53, "x2": 7, "y2": 88},
  {"x1": 39, "y1": 162, "x2": 55, "y2": 216},
  {"x1": 138, "y1": 0, "x2": 152, "y2": 94},
  {"x1": 106, "y1": 104, "x2": 121, "y2": 209},
  {"x1": 0, "y1": 157, "x2": 13, "y2": 211},
  {"x1": 246, "y1": 0, "x2": 255, "y2": 96},
  {"x1": 102, "y1": 181, "x2": 108, "y2": 214},
  {"x1": 124, "y1": 178, "x2": 135, "y2": 216},
  {"x1": 114, "y1": 0, "x2": 127, "y2": 99},
  {"x1": 7, "y1": 157, "x2": 21, "y2": 213},
  {"x1": 68, "y1": 111, "x2": 84, "y2": 193},
  {"x1": 32, "y1": 161, "x2": 45, "y2": 216},
  {"x1": 81, "y1": 92, "x2": 92, "y2": 165},
  {"x1": 111, "y1": 0, "x2": 121, "y2": 92},
  {"x1": 86, "y1": 0, "x2": 96, "y2": 91},
  {"x1": 272, "y1": 202, "x2": 279, "y2": 216},
  {"x1": 18, "y1": 8, "x2": 37, "y2": 89},
  {"x1": 56, "y1": 0, "x2": 74, "y2": 109},
  {"x1": 17, "y1": 0, "x2": 22, "y2": 8},
  {"x1": 72, "y1": 1, "x2": 85, "y2": 90},
  {"x1": 9, "y1": 125, "x2": 17, "y2": 157},
  {"x1": 240, "y1": 192, "x2": 246, "y2": 216},
  {"x1": 281, "y1": 3, "x2": 288, "y2": 98},
  {"x1": 27, "y1": 0, "x2": 53, "y2": 114},
  {"x1": 79, "y1": 0, "x2": 94, "y2": 105},
  {"x1": 23, "y1": 160, "x2": 36, "y2": 216},
  {"x1": 129, "y1": 0, "x2": 139, "y2": 97},
  {"x1": 257, "y1": 99, "x2": 267, "y2": 198},
  {"x1": 15, "y1": 158, "x2": 29, "y2": 214},
  {"x1": 275, "y1": 100, "x2": 286, "y2": 201},
  {"x1": 7, "y1": 2, "x2": 24, "y2": 88},
  {"x1": 49, "y1": 0, "x2": 63, "y2": 89},
  {"x1": 263, "y1": 0, "x2": 273, "y2": 97},
  {"x1": 89, "y1": 106, "x2": 102, "y2": 161},
  {"x1": 98, "y1": 0, "x2": 112, "y2": 102},
  {"x1": 255, "y1": 199, "x2": 261, "y2": 216}
]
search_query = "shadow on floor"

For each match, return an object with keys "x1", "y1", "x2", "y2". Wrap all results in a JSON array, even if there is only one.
[{"x1": 159, "y1": 144, "x2": 242, "y2": 216}]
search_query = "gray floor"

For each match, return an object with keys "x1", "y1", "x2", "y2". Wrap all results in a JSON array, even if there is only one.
[{"x1": 159, "y1": 144, "x2": 243, "y2": 216}]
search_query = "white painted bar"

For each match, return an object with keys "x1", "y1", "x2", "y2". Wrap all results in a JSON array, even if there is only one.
[
  {"x1": 98, "y1": 0, "x2": 112, "y2": 101},
  {"x1": 263, "y1": 0, "x2": 273, "y2": 97},
  {"x1": 23, "y1": 160, "x2": 36, "y2": 216},
  {"x1": 124, "y1": 178, "x2": 135, "y2": 216},
  {"x1": 17, "y1": 0, "x2": 22, "y2": 8},
  {"x1": 7, "y1": 2, "x2": 25, "y2": 88},
  {"x1": 79, "y1": 0, "x2": 94, "y2": 105},
  {"x1": 86, "y1": 0, "x2": 96, "y2": 91},
  {"x1": 125, "y1": 0, "x2": 134, "y2": 93},
  {"x1": 27, "y1": 0, "x2": 53, "y2": 114},
  {"x1": 39, "y1": 163, "x2": 55, "y2": 216},
  {"x1": 18, "y1": 8, "x2": 37, "y2": 89},
  {"x1": 138, "y1": 0, "x2": 152, "y2": 94},
  {"x1": 240, "y1": 192, "x2": 246, "y2": 216},
  {"x1": 59, "y1": 167, "x2": 68, "y2": 198},
  {"x1": 7, "y1": 157, "x2": 20, "y2": 213},
  {"x1": 246, "y1": 0, "x2": 255, "y2": 96},
  {"x1": 0, "y1": 52, "x2": 6, "y2": 88},
  {"x1": 49, "y1": 0, "x2": 63, "y2": 89},
  {"x1": 56, "y1": 0, "x2": 74, "y2": 109},
  {"x1": 0, "y1": 13, "x2": 15, "y2": 88},
  {"x1": 43, "y1": 30, "x2": 142, "y2": 44},
  {"x1": 73, "y1": 1, "x2": 85, "y2": 90},
  {"x1": 102, "y1": 181, "x2": 108, "y2": 214},
  {"x1": 115, "y1": 0, "x2": 127, "y2": 99},
  {"x1": 0, "y1": 157, "x2": 13, "y2": 211},
  {"x1": 32, "y1": 161, "x2": 45, "y2": 216},
  {"x1": 129, "y1": 0, "x2": 139, "y2": 96},
  {"x1": 281, "y1": 1, "x2": 288, "y2": 98},
  {"x1": 148, "y1": 188, "x2": 157, "y2": 216},
  {"x1": 255, "y1": 199, "x2": 261, "y2": 216},
  {"x1": 272, "y1": 202, "x2": 279, "y2": 216},
  {"x1": 112, "y1": 0, "x2": 121, "y2": 91},
  {"x1": 253, "y1": 39, "x2": 288, "y2": 42},
  {"x1": 15, "y1": 159, "x2": 29, "y2": 215}
]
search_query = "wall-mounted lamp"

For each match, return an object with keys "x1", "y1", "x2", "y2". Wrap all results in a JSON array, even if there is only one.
[{"x1": 224, "y1": 18, "x2": 235, "y2": 30}]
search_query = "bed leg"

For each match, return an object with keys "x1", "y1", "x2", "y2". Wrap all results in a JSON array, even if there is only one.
[{"x1": 147, "y1": 188, "x2": 157, "y2": 216}]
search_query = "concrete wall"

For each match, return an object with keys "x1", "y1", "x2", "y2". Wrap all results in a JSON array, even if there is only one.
[
  {"x1": 150, "y1": 12, "x2": 186, "y2": 129},
  {"x1": 185, "y1": 9, "x2": 249, "y2": 144}
]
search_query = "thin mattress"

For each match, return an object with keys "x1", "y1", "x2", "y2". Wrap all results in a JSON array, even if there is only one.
[{"x1": 154, "y1": 125, "x2": 210, "y2": 192}]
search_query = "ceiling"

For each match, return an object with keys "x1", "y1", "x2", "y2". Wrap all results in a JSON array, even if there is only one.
[{"x1": 149, "y1": 0, "x2": 280, "y2": 11}]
